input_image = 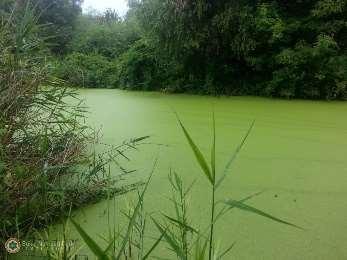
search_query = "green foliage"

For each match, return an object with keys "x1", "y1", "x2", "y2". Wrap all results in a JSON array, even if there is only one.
[
  {"x1": 126, "y1": 0, "x2": 347, "y2": 99},
  {"x1": 0, "y1": 0, "x2": 82, "y2": 242},
  {"x1": 54, "y1": 52, "x2": 118, "y2": 88},
  {"x1": 176, "y1": 114, "x2": 214, "y2": 184},
  {"x1": 53, "y1": 10, "x2": 149, "y2": 89},
  {"x1": 35, "y1": 0, "x2": 82, "y2": 54},
  {"x1": 0, "y1": 3, "x2": 149, "y2": 254},
  {"x1": 71, "y1": 218, "x2": 111, "y2": 260},
  {"x1": 117, "y1": 39, "x2": 163, "y2": 90},
  {"x1": 224, "y1": 199, "x2": 302, "y2": 229},
  {"x1": 0, "y1": 0, "x2": 81, "y2": 54},
  {"x1": 31, "y1": 0, "x2": 347, "y2": 99},
  {"x1": 269, "y1": 35, "x2": 347, "y2": 99},
  {"x1": 312, "y1": 0, "x2": 346, "y2": 17},
  {"x1": 70, "y1": 162, "x2": 164, "y2": 260},
  {"x1": 69, "y1": 15, "x2": 140, "y2": 59},
  {"x1": 38, "y1": 219, "x2": 83, "y2": 259},
  {"x1": 149, "y1": 115, "x2": 299, "y2": 260},
  {"x1": 0, "y1": 0, "x2": 15, "y2": 16}
]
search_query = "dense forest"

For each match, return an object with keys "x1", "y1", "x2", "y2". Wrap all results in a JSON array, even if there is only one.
[
  {"x1": 49, "y1": 0, "x2": 347, "y2": 99},
  {"x1": 2, "y1": 0, "x2": 345, "y2": 99}
]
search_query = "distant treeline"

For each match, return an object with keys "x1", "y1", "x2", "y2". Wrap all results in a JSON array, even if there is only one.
[{"x1": 7, "y1": 0, "x2": 347, "y2": 99}]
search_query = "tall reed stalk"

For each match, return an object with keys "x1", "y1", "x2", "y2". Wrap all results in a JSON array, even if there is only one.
[
  {"x1": 70, "y1": 160, "x2": 165, "y2": 260},
  {"x1": 174, "y1": 112, "x2": 301, "y2": 259}
]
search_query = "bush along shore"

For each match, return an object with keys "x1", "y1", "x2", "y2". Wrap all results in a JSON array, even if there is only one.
[
  {"x1": 0, "y1": 2, "x2": 148, "y2": 256},
  {"x1": 50, "y1": 0, "x2": 347, "y2": 99}
]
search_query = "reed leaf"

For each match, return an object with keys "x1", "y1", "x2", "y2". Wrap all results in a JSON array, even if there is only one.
[
  {"x1": 224, "y1": 199, "x2": 302, "y2": 229},
  {"x1": 152, "y1": 217, "x2": 185, "y2": 259},
  {"x1": 143, "y1": 229, "x2": 166, "y2": 260},
  {"x1": 211, "y1": 111, "x2": 216, "y2": 183},
  {"x1": 115, "y1": 159, "x2": 157, "y2": 259},
  {"x1": 70, "y1": 218, "x2": 110, "y2": 260},
  {"x1": 217, "y1": 242, "x2": 236, "y2": 259},
  {"x1": 176, "y1": 115, "x2": 214, "y2": 185},
  {"x1": 194, "y1": 238, "x2": 208, "y2": 260},
  {"x1": 216, "y1": 120, "x2": 255, "y2": 189},
  {"x1": 162, "y1": 214, "x2": 198, "y2": 234}
]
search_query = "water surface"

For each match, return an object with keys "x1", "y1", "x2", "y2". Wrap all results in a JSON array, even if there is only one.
[{"x1": 29, "y1": 89, "x2": 347, "y2": 259}]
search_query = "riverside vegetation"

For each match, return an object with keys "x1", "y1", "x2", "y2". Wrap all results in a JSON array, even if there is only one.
[
  {"x1": 0, "y1": 1, "x2": 147, "y2": 256},
  {"x1": 3, "y1": 0, "x2": 345, "y2": 99},
  {"x1": 52, "y1": 0, "x2": 346, "y2": 99}
]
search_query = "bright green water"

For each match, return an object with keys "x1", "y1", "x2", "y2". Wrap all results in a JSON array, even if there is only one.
[{"x1": 21, "y1": 89, "x2": 347, "y2": 259}]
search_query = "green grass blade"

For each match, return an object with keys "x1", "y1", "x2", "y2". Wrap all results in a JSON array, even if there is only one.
[
  {"x1": 151, "y1": 217, "x2": 185, "y2": 259},
  {"x1": 214, "y1": 191, "x2": 265, "y2": 223},
  {"x1": 176, "y1": 114, "x2": 214, "y2": 185},
  {"x1": 115, "y1": 159, "x2": 157, "y2": 259},
  {"x1": 70, "y1": 218, "x2": 110, "y2": 260},
  {"x1": 211, "y1": 111, "x2": 216, "y2": 182},
  {"x1": 67, "y1": 244, "x2": 84, "y2": 260},
  {"x1": 195, "y1": 238, "x2": 208, "y2": 260},
  {"x1": 162, "y1": 214, "x2": 199, "y2": 234},
  {"x1": 103, "y1": 238, "x2": 116, "y2": 254},
  {"x1": 132, "y1": 135, "x2": 151, "y2": 142},
  {"x1": 216, "y1": 120, "x2": 255, "y2": 189},
  {"x1": 224, "y1": 199, "x2": 302, "y2": 229},
  {"x1": 188, "y1": 191, "x2": 264, "y2": 253},
  {"x1": 142, "y1": 229, "x2": 166, "y2": 259},
  {"x1": 217, "y1": 241, "x2": 236, "y2": 259}
]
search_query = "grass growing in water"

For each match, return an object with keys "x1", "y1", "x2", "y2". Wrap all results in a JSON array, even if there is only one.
[
  {"x1": 151, "y1": 114, "x2": 301, "y2": 259},
  {"x1": 70, "y1": 114, "x2": 301, "y2": 259},
  {"x1": 70, "y1": 160, "x2": 165, "y2": 260}
]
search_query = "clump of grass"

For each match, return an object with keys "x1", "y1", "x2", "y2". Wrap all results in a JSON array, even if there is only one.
[
  {"x1": 151, "y1": 171, "x2": 197, "y2": 260},
  {"x1": 35, "y1": 208, "x2": 83, "y2": 260},
  {"x1": 70, "y1": 160, "x2": 165, "y2": 260},
  {"x1": 0, "y1": 2, "x2": 148, "y2": 256}
]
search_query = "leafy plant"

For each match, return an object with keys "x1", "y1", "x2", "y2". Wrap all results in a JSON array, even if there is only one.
[
  {"x1": 54, "y1": 52, "x2": 118, "y2": 88},
  {"x1": 153, "y1": 113, "x2": 302, "y2": 260}
]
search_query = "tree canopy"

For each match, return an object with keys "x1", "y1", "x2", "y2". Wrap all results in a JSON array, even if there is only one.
[{"x1": 6, "y1": 0, "x2": 345, "y2": 99}]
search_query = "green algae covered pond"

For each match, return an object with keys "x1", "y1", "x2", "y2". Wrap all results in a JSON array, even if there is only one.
[{"x1": 18, "y1": 89, "x2": 347, "y2": 259}]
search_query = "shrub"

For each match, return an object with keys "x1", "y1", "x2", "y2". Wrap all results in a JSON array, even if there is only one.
[
  {"x1": 268, "y1": 35, "x2": 347, "y2": 99},
  {"x1": 68, "y1": 16, "x2": 140, "y2": 59},
  {"x1": 54, "y1": 52, "x2": 118, "y2": 88},
  {"x1": 117, "y1": 39, "x2": 163, "y2": 90}
]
